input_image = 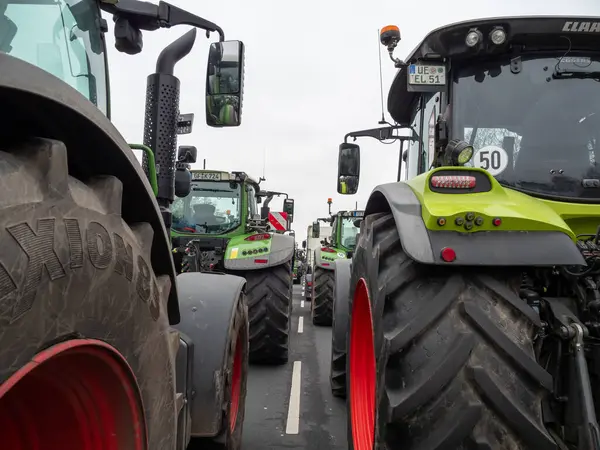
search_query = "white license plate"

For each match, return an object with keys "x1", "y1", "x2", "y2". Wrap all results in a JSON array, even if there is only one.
[
  {"x1": 193, "y1": 172, "x2": 221, "y2": 180},
  {"x1": 408, "y1": 64, "x2": 446, "y2": 85}
]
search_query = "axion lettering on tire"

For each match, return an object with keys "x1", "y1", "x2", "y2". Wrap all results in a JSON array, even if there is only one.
[{"x1": 0, "y1": 138, "x2": 178, "y2": 449}]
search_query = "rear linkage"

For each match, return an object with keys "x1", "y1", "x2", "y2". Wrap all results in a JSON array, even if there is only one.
[{"x1": 524, "y1": 232, "x2": 600, "y2": 450}]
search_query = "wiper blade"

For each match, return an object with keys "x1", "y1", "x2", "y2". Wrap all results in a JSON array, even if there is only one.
[
  {"x1": 553, "y1": 69, "x2": 600, "y2": 80},
  {"x1": 192, "y1": 188, "x2": 233, "y2": 193}
]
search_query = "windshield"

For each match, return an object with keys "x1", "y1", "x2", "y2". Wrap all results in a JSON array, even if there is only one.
[
  {"x1": 2, "y1": 0, "x2": 108, "y2": 115},
  {"x1": 340, "y1": 217, "x2": 359, "y2": 250},
  {"x1": 172, "y1": 181, "x2": 242, "y2": 234},
  {"x1": 452, "y1": 53, "x2": 600, "y2": 202}
]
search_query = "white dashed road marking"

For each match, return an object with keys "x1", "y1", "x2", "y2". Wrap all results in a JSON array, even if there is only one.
[{"x1": 285, "y1": 361, "x2": 302, "y2": 434}]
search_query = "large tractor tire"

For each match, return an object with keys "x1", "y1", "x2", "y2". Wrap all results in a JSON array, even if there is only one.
[
  {"x1": 0, "y1": 138, "x2": 179, "y2": 449},
  {"x1": 312, "y1": 266, "x2": 335, "y2": 326},
  {"x1": 346, "y1": 212, "x2": 555, "y2": 450},
  {"x1": 243, "y1": 262, "x2": 292, "y2": 365},
  {"x1": 330, "y1": 259, "x2": 352, "y2": 399}
]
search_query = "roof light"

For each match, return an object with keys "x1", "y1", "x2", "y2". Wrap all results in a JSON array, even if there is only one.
[
  {"x1": 430, "y1": 175, "x2": 476, "y2": 189},
  {"x1": 441, "y1": 247, "x2": 456, "y2": 262},
  {"x1": 490, "y1": 27, "x2": 506, "y2": 45},
  {"x1": 465, "y1": 29, "x2": 482, "y2": 48},
  {"x1": 246, "y1": 233, "x2": 271, "y2": 241}
]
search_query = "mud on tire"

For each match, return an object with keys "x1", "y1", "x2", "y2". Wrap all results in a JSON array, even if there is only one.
[
  {"x1": 312, "y1": 266, "x2": 334, "y2": 326},
  {"x1": 347, "y1": 212, "x2": 556, "y2": 450},
  {"x1": 243, "y1": 262, "x2": 292, "y2": 365},
  {"x1": 0, "y1": 138, "x2": 179, "y2": 448}
]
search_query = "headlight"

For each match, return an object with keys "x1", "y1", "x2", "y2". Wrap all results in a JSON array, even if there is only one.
[
  {"x1": 490, "y1": 27, "x2": 507, "y2": 45},
  {"x1": 445, "y1": 139, "x2": 474, "y2": 166},
  {"x1": 465, "y1": 29, "x2": 482, "y2": 48}
]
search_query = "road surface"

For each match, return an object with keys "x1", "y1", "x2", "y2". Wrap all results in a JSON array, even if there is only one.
[{"x1": 241, "y1": 284, "x2": 347, "y2": 449}]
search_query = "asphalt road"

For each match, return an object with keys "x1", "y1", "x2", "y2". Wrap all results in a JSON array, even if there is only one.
[{"x1": 241, "y1": 284, "x2": 347, "y2": 449}]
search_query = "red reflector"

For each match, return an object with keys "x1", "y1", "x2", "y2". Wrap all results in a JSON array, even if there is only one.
[
  {"x1": 307, "y1": 282, "x2": 312, "y2": 286},
  {"x1": 492, "y1": 217, "x2": 502, "y2": 226},
  {"x1": 321, "y1": 247, "x2": 336, "y2": 253},
  {"x1": 431, "y1": 175, "x2": 476, "y2": 189},
  {"x1": 246, "y1": 233, "x2": 271, "y2": 241},
  {"x1": 254, "y1": 259, "x2": 268, "y2": 264},
  {"x1": 322, "y1": 263, "x2": 330, "y2": 266},
  {"x1": 440, "y1": 247, "x2": 456, "y2": 262}
]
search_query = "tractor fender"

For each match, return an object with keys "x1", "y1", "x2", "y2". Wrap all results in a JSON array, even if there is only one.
[
  {"x1": 365, "y1": 182, "x2": 586, "y2": 266},
  {"x1": 224, "y1": 232, "x2": 294, "y2": 271},
  {"x1": 332, "y1": 259, "x2": 352, "y2": 354},
  {"x1": 0, "y1": 53, "x2": 180, "y2": 322},
  {"x1": 174, "y1": 272, "x2": 246, "y2": 437},
  {"x1": 314, "y1": 247, "x2": 339, "y2": 270}
]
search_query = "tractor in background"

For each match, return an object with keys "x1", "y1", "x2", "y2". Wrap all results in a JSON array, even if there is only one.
[
  {"x1": 0, "y1": 1, "x2": 249, "y2": 448},
  {"x1": 171, "y1": 169, "x2": 296, "y2": 365},
  {"x1": 334, "y1": 18, "x2": 600, "y2": 450},
  {"x1": 309, "y1": 198, "x2": 363, "y2": 326}
]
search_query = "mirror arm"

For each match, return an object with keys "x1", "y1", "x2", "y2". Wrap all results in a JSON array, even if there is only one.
[
  {"x1": 344, "y1": 125, "x2": 409, "y2": 143},
  {"x1": 100, "y1": 0, "x2": 225, "y2": 40}
]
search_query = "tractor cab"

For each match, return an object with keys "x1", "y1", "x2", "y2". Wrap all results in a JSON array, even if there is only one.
[
  {"x1": 171, "y1": 170, "x2": 261, "y2": 237},
  {"x1": 1, "y1": 0, "x2": 108, "y2": 114},
  {"x1": 329, "y1": 210, "x2": 363, "y2": 255},
  {"x1": 340, "y1": 18, "x2": 600, "y2": 205}
]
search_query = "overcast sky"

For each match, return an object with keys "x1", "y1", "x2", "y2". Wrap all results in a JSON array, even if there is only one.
[{"x1": 103, "y1": 0, "x2": 599, "y2": 239}]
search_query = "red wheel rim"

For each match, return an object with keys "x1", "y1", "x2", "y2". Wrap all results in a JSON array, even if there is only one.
[
  {"x1": 349, "y1": 278, "x2": 376, "y2": 450},
  {"x1": 229, "y1": 334, "x2": 243, "y2": 432},
  {"x1": 0, "y1": 339, "x2": 147, "y2": 450}
]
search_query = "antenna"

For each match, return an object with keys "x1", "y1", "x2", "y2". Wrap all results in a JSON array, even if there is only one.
[
  {"x1": 262, "y1": 147, "x2": 267, "y2": 180},
  {"x1": 203, "y1": 159, "x2": 206, "y2": 169},
  {"x1": 377, "y1": 28, "x2": 386, "y2": 125}
]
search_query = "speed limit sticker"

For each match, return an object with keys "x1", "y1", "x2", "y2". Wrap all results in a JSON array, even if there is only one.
[{"x1": 473, "y1": 145, "x2": 508, "y2": 176}]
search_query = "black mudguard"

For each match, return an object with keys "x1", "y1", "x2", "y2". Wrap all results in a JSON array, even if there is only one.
[
  {"x1": 0, "y1": 53, "x2": 179, "y2": 322},
  {"x1": 364, "y1": 182, "x2": 586, "y2": 266},
  {"x1": 174, "y1": 272, "x2": 246, "y2": 437},
  {"x1": 332, "y1": 259, "x2": 352, "y2": 354}
]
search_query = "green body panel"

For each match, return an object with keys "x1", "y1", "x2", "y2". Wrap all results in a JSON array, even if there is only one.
[
  {"x1": 321, "y1": 247, "x2": 348, "y2": 262},
  {"x1": 224, "y1": 234, "x2": 273, "y2": 261},
  {"x1": 405, "y1": 167, "x2": 584, "y2": 240}
]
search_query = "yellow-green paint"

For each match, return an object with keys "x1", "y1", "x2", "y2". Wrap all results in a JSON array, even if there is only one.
[
  {"x1": 224, "y1": 234, "x2": 273, "y2": 260},
  {"x1": 406, "y1": 166, "x2": 600, "y2": 240}
]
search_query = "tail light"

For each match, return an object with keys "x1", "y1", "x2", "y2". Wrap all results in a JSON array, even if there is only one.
[
  {"x1": 307, "y1": 281, "x2": 312, "y2": 286},
  {"x1": 321, "y1": 247, "x2": 336, "y2": 253},
  {"x1": 430, "y1": 175, "x2": 476, "y2": 189},
  {"x1": 246, "y1": 233, "x2": 271, "y2": 241},
  {"x1": 254, "y1": 259, "x2": 268, "y2": 264}
]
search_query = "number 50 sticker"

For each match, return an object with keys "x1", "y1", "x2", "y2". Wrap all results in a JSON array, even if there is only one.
[{"x1": 473, "y1": 145, "x2": 509, "y2": 176}]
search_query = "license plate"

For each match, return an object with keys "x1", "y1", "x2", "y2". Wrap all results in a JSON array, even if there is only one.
[
  {"x1": 193, "y1": 172, "x2": 221, "y2": 180},
  {"x1": 408, "y1": 64, "x2": 446, "y2": 85}
]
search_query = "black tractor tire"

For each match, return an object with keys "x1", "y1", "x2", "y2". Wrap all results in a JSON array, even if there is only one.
[
  {"x1": 0, "y1": 138, "x2": 179, "y2": 448},
  {"x1": 189, "y1": 292, "x2": 249, "y2": 450},
  {"x1": 330, "y1": 259, "x2": 352, "y2": 399},
  {"x1": 312, "y1": 266, "x2": 335, "y2": 326},
  {"x1": 243, "y1": 262, "x2": 292, "y2": 365},
  {"x1": 347, "y1": 212, "x2": 556, "y2": 450}
]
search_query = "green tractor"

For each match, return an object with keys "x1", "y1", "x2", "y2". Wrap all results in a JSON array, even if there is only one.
[
  {"x1": 170, "y1": 169, "x2": 296, "y2": 365},
  {"x1": 310, "y1": 198, "x2": 363, "y2": 326},
  {"x1": 0, "y1": 1, "x2": 251, "y2": 448},
  {"x1": 334, "y1": 18, "x2": 600, "y2": 450}
]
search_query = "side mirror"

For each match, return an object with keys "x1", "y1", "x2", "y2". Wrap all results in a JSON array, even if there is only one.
[
  {"x1": 312, "y1": 221, "x2": 320, "y2": 238},
  {"x1": 283, "y1": 199, "x2": 295, "y2": 218},
  {"x1": 206, "y1": 40, "x2": 245, "y2": 128},
  {"x1": 175, "y1": 168, "x2": 192, "y2": 198},
  {"x1": 177, "y1": 145, "x2": 197, "y2": 164},
  {"x1": 302, "y1": 240, "x2": 306, "y2": 249},
  {"x1": 337, "y1": 142, "x2": 360, "y2": 195}
]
